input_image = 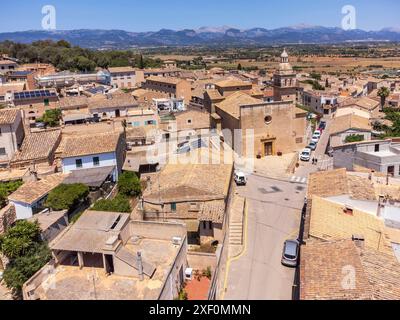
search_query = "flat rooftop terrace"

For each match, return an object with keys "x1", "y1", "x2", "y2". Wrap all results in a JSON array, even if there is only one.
[{"x1": 31, "y1": 237, "x2": 180, "y2": 300}]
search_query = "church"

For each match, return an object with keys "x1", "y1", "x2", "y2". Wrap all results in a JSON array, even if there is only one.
[{"x1": 213, "y1": 49, "x2": 307, "y2": 158}]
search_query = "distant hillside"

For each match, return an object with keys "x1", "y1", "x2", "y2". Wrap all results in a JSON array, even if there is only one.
[{"x1": 1, "y1": 26, "x2": 400, "y2": 49}]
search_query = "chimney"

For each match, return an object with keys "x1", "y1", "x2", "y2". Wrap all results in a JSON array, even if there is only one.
[
  {"x1": 137, "y1": 252, "x2": 144, "y2": 281},
  {"x1": 352, "y1": 234, "x2": 365, "y2": 249},
  {"x1": 377, "y1": 196, "x2": 385, "y2": 218}
]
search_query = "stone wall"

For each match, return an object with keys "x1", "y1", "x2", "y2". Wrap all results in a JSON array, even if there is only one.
[
  {"x1": 187, "y1": 252, "x2": 217, "y2": 272},
  {"x1": 0, "y1": 204, "x2": 16, "y2": 235}
]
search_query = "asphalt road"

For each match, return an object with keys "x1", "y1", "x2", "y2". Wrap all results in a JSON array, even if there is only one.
[
  {"x1": 223, "y1": 120, "x2": 330, "y2": 300},
  {"x1": 224, "y1": 174, "x2": 306, "y2": 300}
]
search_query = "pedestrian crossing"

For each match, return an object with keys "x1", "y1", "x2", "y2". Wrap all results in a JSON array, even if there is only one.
[{"x1": 290, "y1": 176, "x2": 308, "y2": 184}]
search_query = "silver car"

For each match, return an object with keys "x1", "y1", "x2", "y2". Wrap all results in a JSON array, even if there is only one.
[{"x1": 281, "y1": 240, "x2": 300, "y2": 267}]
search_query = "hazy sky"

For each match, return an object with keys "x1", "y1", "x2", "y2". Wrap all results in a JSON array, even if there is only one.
[{"x1": 1, "y1": 0, "x2": 399, "y2": 32}]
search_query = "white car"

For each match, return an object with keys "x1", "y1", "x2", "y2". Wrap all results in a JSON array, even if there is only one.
[
  {"x1": 311, "y1": 135, "x2": 320, "y2": 144},
  {"x1": 313, "y1": 130, "x2": 321, "y2": 138},
  {"x1": 234, "y1": 172, "x2": 247, "y2": 186},
  {"x1": 300, "y1": 148, "x2": 312, "y2": 162}
]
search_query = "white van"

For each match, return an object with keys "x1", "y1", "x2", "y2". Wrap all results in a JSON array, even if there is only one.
[{"x1": 234, "y1": 172, "x2": 247, "y2": 186}]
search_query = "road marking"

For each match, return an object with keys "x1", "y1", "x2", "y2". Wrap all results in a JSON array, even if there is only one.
[
  {"x1": 222, "y1": 200, "x2": 249, "y2": 300},
  {"x1": 290, "y1": 176, "x2": 308, "y2": 185}
]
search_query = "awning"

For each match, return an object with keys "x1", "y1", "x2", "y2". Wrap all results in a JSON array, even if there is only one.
[
  {"x1": 63, "y1": 166, "x2": 115, "y2": 188},
  {"x1": 185, "y1": 220, "x2": 200, "y2": 233},
  {"x1": 63, "y1": 113, "x2": 92, "y2": 122}
]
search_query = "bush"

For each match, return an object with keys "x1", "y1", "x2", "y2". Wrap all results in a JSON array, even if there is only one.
[
  {"x1": 0, "y1": 220, "x2": 42, "y2": 259},
  {"x1": 0, "y1": 221, "x2": 51, "y2": 296},
  {"x1": 345, "y1": 134, "x2": 365, "y2": 143},
  {"x1": 118, "y1": 172, "x2": 142, "y2": 197},
  {"x1": 92, "y1": 195, "x2": 131, "y2": 213},
  {"x1": 37, "y1": 109, "x2": 62, "y2": 127},
  {"x1": 2, "y1": 243, "x2": 51, "y2": 294},
  {"x1": 0, "y1": 180, "x2": 23, "y2": 209},
  {"x1": 45, "y1": 184, "x2": 89, "y2": 211}
]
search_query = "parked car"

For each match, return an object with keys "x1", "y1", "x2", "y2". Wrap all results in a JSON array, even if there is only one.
[
  {"x1": 300, "y1": 148, "x2": 312, "y2": 162},
  {"x1": 319, "y1": 121, "x2": 327, "y2": 131},
  {"x1": 234, "y1": 172, "x2": 247, "y2": 186},
  {"x1": 311, "y1": 135, "x2": 320, "y2": 144},
  {"x1": 35, "y1": 122, "x2": 46, "y2": 129},
  {"x1": 313, "y1": 130, "x2": 322, "y2": 138},
  {"x1": 281, "y1": 240, "x2": 300, "y2": 267},
  {"x1": 308, "y1": 141, "x2": 317, "y2": 151}
]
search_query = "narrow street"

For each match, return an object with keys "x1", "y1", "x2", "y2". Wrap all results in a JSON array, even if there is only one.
[{"x1": 223, "y1": 120, "x2": 330, "y2": 300}]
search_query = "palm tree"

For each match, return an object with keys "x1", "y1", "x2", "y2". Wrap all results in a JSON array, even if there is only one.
[{"x1": 377, "y1": 86, "x2": 390, "y2": 112}]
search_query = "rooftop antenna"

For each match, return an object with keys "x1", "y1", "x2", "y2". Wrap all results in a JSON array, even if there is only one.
[{"x1": 137, "y1": 252, "x2": 144, "y2": 281}]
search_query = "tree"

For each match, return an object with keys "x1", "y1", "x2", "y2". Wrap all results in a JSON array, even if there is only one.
[
  {"x1": 237, "y1": 63, "x2": 242, "y2": 71},
  {"x1": 56, "y1": 40, "x2": 71, "y2": 48},
  {"x1": 310, "y1": 72, "x2": 322, "y2": 80},
  {"x1": 0, "y1": 220, "x2": 52, "y2": 297},
  {"x1": 118, "y1": 172, "x2": 141, "y2": 197},
  {"x1": 37, "y1": 109, "x2": 62, "y2": 127},
  {"x1": 92, "y1": 195, "x2": 131, "y2": 213},
  {"x1": 378, "y1": 87, "x2": 390, "y2": 111},
  {"x1": 0, "y1": 180, "x2": 23, "y2": 209},
  {"x1": 2, "y1": 242, "x2": 51, "y2": 294},
  {"x1": 0, "y1": 221, "x2": 42, "y2": 259},
  {"x1": 345, "y1": 134, "x2": 365, "y2": 143},
  {"x1": 45, "y1": 184, "x2": 89, "y2": 211},
  {"x1": 139, "y1": 54, "x2": 145, "y2": 69}
]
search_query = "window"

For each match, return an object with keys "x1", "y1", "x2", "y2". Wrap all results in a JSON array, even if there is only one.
[
  {"x1": 0, "y1": 148, "x2": 6, "y2": 156},
  {"x1": 93, "y1": 157, "x2": 100, "y2": 166},
  {"x1": 187, "y1": 119, "x2": 192, "y2": 124},
  {"x1": 44, "y1": 98, "x2": 49, "y2": 106},
  {"x1": 75, "y1": 159, "x2": 83, "y2": 168},
  {"x1": 375, "y1": 144, "x2": 380, "y2": 152},
  {"x1": 0, "y1": 128, "x2": 2, "y2": 136},
  {"x1": 171, "y1": 203, "x2": 177, "y2": 212}
]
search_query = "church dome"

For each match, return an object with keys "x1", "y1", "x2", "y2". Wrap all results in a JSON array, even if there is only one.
[{"x1": 281, "y1": 49, "x2": 289, "y2": 58}]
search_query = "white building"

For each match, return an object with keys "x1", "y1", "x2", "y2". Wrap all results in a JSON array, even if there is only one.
[
  {"x1": 60, "y1": 132, "x2": 126, "y2": 181},
  {"x1": 8, "y1": 174, "x2": 66, "y2": 220}
]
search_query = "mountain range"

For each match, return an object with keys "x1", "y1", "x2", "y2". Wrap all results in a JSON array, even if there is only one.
[{"x1": 1, "y1": 26, "x2": 400, "y2": 49}]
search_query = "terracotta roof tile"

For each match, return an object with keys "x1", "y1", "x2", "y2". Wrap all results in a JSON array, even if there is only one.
[{"x1": 61, "y1": 132, "x2": 122, "y2": 158}]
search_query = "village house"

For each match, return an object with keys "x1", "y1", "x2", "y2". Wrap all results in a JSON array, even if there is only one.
[
  {"x1": 108, "y1": 67, "x2": 145, "y2": 89},
  {"x1": 303, "y1": 169, "x2": 400, "y2": 258},
  {"x1": 300, "y1": 239, "x2": 400, "y2": 300},
  {"x1": 140, "y1": 161, "x2": 233, "y2": 246},
  {"x1": 59, "y1": 132, "x2": 126, "y2": 182},
  {"x1": 0, "y1": 59, "x2": 18, "y2": 73},
  {"x1": 0, "y1": 82, "x2": 26, "y2": 104},
  {"x1": 23, "y1": 211, "x2": 188, "y2": 300},
  {"x1": 5, "y1": 70, "x2": 36, "y2": 90},
  {"x1": 338, "y1": 96, "x2": 381, "y2": 118},
  {"x1": 11, "y1": 89, "x2": 59, "y2": 126},
  {"x1": 0, "y1": 108, "x2": 25, "y2": 168},
  {"x1": 88, "y1": 93, "x2": 138, "y2": 121},
  {"x1": 11, "y1": 129, "x2": 61, "y2": 170},
  {"x1": 159, "y1": 108, "x2": 211, "y2": 142},
  {"x1": 328, "y1": 114, "x2": 372, "y2": 148},
  {"x1": 131, "y1": 88, "x2": 168, "y2": 103},
  {"x1": 301, "y1": 90, "x2": 339, "y2": 116},
  {"x1": 58, "y1": 96, "x2": 92, "y2": 125},
  {"x1": 142, "y1": 76, "x2": 192, "y2": 104},
  {"x1": 8, "y1": 173, "x2": 67, "y2": 220},
  {"x1": 332, "y1": 139, "x2": 400, "y2": 177},
  {"x1": 212, "y1": 91, "x2": 307, "y2": 157}
]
